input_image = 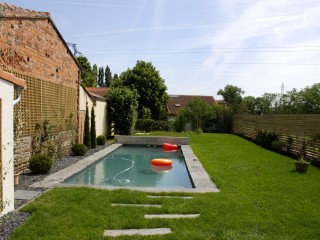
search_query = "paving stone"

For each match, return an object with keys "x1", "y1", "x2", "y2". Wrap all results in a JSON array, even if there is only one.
[
  {"x1": 147, "y1": 195, "x2": 193, "y2": 199},
  {"x1": 145, "y1": 214, "x2": 200, "y2": 219},
  {"x1": 103, "y1": 228, "x2": 172, "y2": 237},
  {"x1": 14, "y1": 190, "x2": 42, "y2": 200},
  {"x1": 111, "y1": 203, "x2": 161, "y2": 208}
]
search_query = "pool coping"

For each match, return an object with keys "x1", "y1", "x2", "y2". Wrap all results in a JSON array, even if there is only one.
[{"x1": 31, "y1": 143, "x2": 220, "y2": 193}]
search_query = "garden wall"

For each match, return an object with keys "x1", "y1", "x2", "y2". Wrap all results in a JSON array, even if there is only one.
[{"x1": 233, "y1": 114, "x2": 320, "y2": 161}]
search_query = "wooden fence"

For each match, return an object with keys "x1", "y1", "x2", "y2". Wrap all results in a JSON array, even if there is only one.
[{"x1": 233, "y1": 114, "x2": 320, "y2": 161}]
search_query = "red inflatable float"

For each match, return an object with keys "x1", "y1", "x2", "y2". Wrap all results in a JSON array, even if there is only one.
[
  {"x1": 151, "y1": 158, "x2": 172, "y2": 166},
  {"x1": 162, "y1": 143, "x2": 180, "y2": 150}
]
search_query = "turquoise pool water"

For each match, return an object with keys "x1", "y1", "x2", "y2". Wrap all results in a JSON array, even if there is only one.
[{"x1": 63, "y1": 145, "x2": 194, "y2": 188}]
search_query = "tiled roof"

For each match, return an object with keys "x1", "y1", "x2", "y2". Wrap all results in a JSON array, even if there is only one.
[
  {"x1": 85, "y1": 87, "x2": 110, "y2": 99},
  {"x1": 168, "y1": 95, "x2": 217, "y2": 116},
  {"x1": 215, "y1": 99, "x2": 227, "y2": 105},
  {"x1": 0, "y1": 2, "x2": 49, "y2": 18}
]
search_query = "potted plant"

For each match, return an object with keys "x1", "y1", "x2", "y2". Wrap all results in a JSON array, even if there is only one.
[{"x1": 294, "y1": 157, "x2": 310, "y2": 173}]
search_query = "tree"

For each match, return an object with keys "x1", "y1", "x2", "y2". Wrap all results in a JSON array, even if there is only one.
[
  {"x1": 183, "y1": 98, "x2": 215, "y2": 130},
  {"x1": 76, "y1": 56, "x2": 96, "y2": 87},
  {"x1": 83, "y1": 103, "x2": 91, "y2": 148},
  {"x1": 203, "y1": 105, "x2": 233, "y2": 133},
  {"x1": 113, "y1": 73, "x2": 119, "y2": 79},
  {"x1": 217, "y1": 85, "x2": 244, "y2": 113},
  {"x1": 92, "y1": 64, "x2": 98, "y2": 87},
  {"x1": 91, "y1": 106, "x2": 96, "y2": 148},
  {"x1": 120, "y1": 60, "x2": 169, "y2": 120},
  {"x1": 301, "y1": 83, "x2": 320, "y2": 113},
  {"x1": 255, "y1": 93, "x2": 278, "y2": 114},
  {"x1": 105, "y1": 65, "x2": 112, "y2": 87},
  {"x1": 240, "y1": 96, "x2": 256, "y2": 114},
  {"x1": 98, "y1": 67, "x2": 104, "y2": 87},
  {"x1": 106, "y1": 87, "x2": 139, "y2": 135}
]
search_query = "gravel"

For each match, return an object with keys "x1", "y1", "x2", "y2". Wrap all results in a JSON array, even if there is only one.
[{"x1": 0, "y1": 143, "x2": 111, "y2": 240}]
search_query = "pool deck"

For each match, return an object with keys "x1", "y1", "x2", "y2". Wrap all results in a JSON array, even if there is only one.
[{"x1": 31, "y1": 143, "x2": 220, "y2": 193}]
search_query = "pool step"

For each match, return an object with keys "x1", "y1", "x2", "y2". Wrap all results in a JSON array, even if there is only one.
[
  {"x1": 145, "y1": 214, "x2": 200, "y2": 219},
  {"x1": 103, "y1": 228, "x2": 171, "y2": 237},
  {"x1": 147, "y1": 195, "x2": 193, "y2": 199},
  {"x1": 111, "y1": 203, "x2": 161, "y2": 208}
]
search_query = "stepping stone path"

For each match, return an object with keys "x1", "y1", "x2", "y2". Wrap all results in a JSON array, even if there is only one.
[
  {"x1": 105, "y1": 194, "x2": 198, "y2": 237},
  {"x1": 14, "y1": 190, "x2": 42, "y2": 200},
  {"x1": 111, "y1": 203, "x2": 161, "y2": 208},
  {"x1": 145, "y1": 213, "x2": 200, "y2": 219},
  {"x1": 104, "y1": 228, "x2": 172, "y2": 237}
]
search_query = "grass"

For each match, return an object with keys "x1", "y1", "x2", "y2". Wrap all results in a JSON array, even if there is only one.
[{"x1": 10, "y1": 133, "x2": 320, "y2": 239}]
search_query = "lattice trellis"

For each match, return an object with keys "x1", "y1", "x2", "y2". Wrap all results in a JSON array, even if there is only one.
[
  {"x1": 4, "y1": 69, "x2": 78, "y2": 136},
  {"x1": 0, "y1": 99, "x2": 3, "y2": 211}
]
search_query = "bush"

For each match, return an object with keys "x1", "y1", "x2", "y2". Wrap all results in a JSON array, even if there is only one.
[
  {"x1": 271, "y1": 140, "x2": 285, "y2": 152},
  {"x1": 72, "y1": 144, "x2": 88, "y2": 156},
  {"x1": 96, "y1": 135, "x2": 106, "y2": 145},
  {"x1": 256, "y1": 130, "x2": 278, "y2": 149},
  {"x1": 29, "y1": 154, "x2": 53, "y2": 174},
  {"x1": 136, "y1": 119, "x2": 172, "y2": 132}
]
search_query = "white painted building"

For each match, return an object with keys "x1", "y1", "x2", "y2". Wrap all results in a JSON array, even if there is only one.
[{"x1": 0, "y1": 70, "x2": 25, "y2": 215}]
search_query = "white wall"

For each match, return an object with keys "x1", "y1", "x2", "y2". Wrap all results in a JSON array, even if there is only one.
[
  {"x1": 0, "y1": 78, "x2": 15, "y2": 215},
  {"x1": 95, "y1": 100, "x2": 107, "y2": 136}
]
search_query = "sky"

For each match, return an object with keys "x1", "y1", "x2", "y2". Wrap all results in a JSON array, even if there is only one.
[{"x1": 4, "y1": 0, "x2": 320, "y2": 99}]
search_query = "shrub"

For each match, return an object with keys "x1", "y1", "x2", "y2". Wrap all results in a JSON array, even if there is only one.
[
  {"x1": 96, "y1": 135, "x2": 106, "y2": 145},
  {"x1": 136, "y1": 119, "x2": 172, "y2": 132},
  {"x1": 91, "y1": 107, "x2": 97, "y2": 148},
  {"x1": 29, "y1": 154, "x2": 53, "y2": 174},
  {"x1": 83, "y1": 103, "x2": 91, "y2": 148},
  {"x1": 72, "y1": 144, "x2": 88, "y2": 156},
  {"x1": 271, "y1": 140, "x2": 285, "y2": 152},
  {"x1": 256, "y1": 130, "x2": 278, "y2": 149}
]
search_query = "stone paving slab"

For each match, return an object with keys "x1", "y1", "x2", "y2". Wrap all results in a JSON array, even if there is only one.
[
  {"x1": 103, "y1": 228, "x2": 172, "y2": 237},
  {"x1": 147, "y1": 195, "x2": 193, "y2": 199},
  {"x1": 14, "y1": 190, "x2": 42, "y2": 200},
  {"x1": 145, "y1": 214, "x2": 200, "y2": 219},
  {"x1": 111, "y1": 203, "x2": 161, "y2": 208}
]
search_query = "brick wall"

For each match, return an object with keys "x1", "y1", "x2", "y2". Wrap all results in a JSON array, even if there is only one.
[
  {"x1": 0, "y1": 17, "x2": 80, "y2": 89},
  {"x1": 0, "y1": 6, "x2": 80, "y2": 172}
]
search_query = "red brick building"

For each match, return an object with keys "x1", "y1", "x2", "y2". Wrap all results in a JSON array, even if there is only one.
[{"x1": 0, "y1": 3, "x2": 81, "y2": 172}]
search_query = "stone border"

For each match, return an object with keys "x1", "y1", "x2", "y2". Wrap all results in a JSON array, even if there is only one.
[
  {"x1": 115, "y1": 135, "x2": 189, "y2": 145},
  {"x1": 32, "y1": 142, "x2": 220, "y2": 193}
]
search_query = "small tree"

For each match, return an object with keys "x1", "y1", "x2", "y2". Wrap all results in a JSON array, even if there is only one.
[
  {"x1": 83, "y1": 103, "x2": 91, "y2": 148},
  {"x1": 107, "y1": 87, "x2": 138, "y2": 135},
  {"x1": 91, "y1": 106, "x2": 96, "y2": 148}
]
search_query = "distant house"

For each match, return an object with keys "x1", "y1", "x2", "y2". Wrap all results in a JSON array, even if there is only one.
[
  {"x1": 0, "y1": 3, "x2": 81, "y2": 173},
  {"x1": 167, "y1": 95, "x2": 217, "y2": 130},
  {"x1": 79, "y1": 87, "x2": 110, "y2": 143}
]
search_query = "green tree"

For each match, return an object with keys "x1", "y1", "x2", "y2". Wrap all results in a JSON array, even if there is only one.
[
  {"x1": 183, "y1": 98, "x2": 215, "y2": 130},
  {"x1": 120, "y1": 60, "x2": 169, "y2": 120},
  {"x1": 240, "y1": 96, "x2": 256, "y2": 114},
  {"x1": 83, "y1": 103, "x2": 91, "y2": 148},
  {"x1": 106, "y1": 87, "x2": 139, "y2": 135},
  {"x1": 217, "y1": 85, "x2": 244, "y2": 113},
  {"x1": 91, "y1": 106, "x2": 96, "y2": 148},
  {"x1": 105, "y1": 65, "x2": 112, "y2": 87},
  {"x1": 76, "y1": 56, "x2": 96, "y2": 87},
  {"x1": 255, "y1": 93, "x2": 278, "y2": 114},
  {"x1": 113, "y1": 73, "x2": 119, "y2": 79},
  {"x1": 98, "y1": 67, "x2": 104, "y2": 87},
  {"x1": 301, "y1": 83, "x2": 320, "y2": 113},
  {"x1": 92, "y1": 64, "x2": 98, "y2": 86},
  {"x1": 203, "y1": 105, "x2": 233, "y2": 133}
]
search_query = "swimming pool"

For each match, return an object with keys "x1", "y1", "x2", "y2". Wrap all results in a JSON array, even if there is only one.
[{"x1": 63, "y1": 145, "x2": 194, "y2": 188}]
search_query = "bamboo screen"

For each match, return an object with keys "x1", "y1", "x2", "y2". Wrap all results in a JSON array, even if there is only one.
[
  {"x1": 7, "y1": 70, "x2": 78, "y2": 136},
  {"x1": 233, "y1": 114, "x2": 320, "y2": 160},
  {"x1": 0, "y1": 99, "x2": 2, "y2": 211}
]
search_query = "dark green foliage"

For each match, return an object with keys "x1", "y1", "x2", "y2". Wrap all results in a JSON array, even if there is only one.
[
  {"x1": 98, "y1": 67, "x2": 104, "y2": 87},
  {"x1": 105, "y1": 65, "x2": 112, "y2": 87},
  {"x1": 106, "y1": 87, "x2": 138, "y2": 135},
  {"x1": 135, "y1": 119, "x2": 171, "y2": 132},
  {"x1": 120, "y1": 60, "x2": 169, "y2": 120},
  {"x1": 90, "y1": 107, "x2": 96, "y2": 149},
  {"x1": 203, "y1": 105, "x2": 233, "y2": 133},
  {"x1": 29, "y1": 154, "x2": 53, "y2": 174},
  {"x1": 217, "y1": 85, "x2": 245, "y2": 113},
  {"x1": 83, "y1": 103, "x2": 91, "y2": 148},
  {"x1": 271, "y1": 140, "x2": 286, "y2": 151},
  {"x1": 256, "y1": 130, "x2": 278, "y2": 149},
  {"x1": 300, "y1": 138, "x2": 308, "y2": 159},
  {"x1": 96, "y1": 135, "x2": 106, "y2": 145},
  {"x1": 174, "y1": 110, "x2": 187, "y2": 132},
  {"x1": 286, "y1": 136, "x2": 293, "y2": 153},
  {"x1": 71, "y1": 144, "x2": 88, "y2": 156},
  {"x1": 76, "y1": 56, "x2": 97, "y2": 87}
]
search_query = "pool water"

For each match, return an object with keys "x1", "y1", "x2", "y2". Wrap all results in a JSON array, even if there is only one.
[{"x1": 63, "y1": 145, "x2": 194, "y2": 188}]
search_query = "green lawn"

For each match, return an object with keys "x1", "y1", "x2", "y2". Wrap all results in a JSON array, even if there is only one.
[{"x1": 11, "y1": 133, "x2": 320, "y2": 239}]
